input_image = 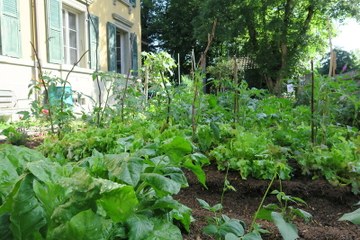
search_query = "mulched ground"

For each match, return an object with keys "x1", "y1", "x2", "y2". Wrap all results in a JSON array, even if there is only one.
[{"x1": 177, "y1": 165, "x2": 360, "y2": 240}]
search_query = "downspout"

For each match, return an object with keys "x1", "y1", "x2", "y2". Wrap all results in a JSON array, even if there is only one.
[{"x1": 31, "y1": 0, "x2": 40, "y2": 101}]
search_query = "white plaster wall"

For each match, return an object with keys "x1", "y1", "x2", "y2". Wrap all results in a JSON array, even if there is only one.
[{"x1": 0, "y1": 61, "x2": 34, "y2": 110}]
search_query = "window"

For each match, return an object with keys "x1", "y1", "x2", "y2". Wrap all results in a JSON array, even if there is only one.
[
  {"x1": 129, "y1": 0, "x2": 136, "y2": 7},
  {"x1": 116, "y1": 29, "x2": 128, "y2": 73},
  {"x1": 62, "y1": 9, "x2": 78, "y2": 64},
  {"x1": 46, "y1": 0, "x2": 87, "y2": 66},
  {"x1": 88, "y1": 14, "x2": 99, "y2": 70},
  {"x1": 0, "y1": 0, "x2": 21, "y2": 58},
  {"x1": 107, "y1": 22, "x2": 138, "y2": 74}
]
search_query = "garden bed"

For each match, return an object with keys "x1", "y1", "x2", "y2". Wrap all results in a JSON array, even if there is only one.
[{"x1": 178, "y1": 165, "x2": 360, "y2": 240}]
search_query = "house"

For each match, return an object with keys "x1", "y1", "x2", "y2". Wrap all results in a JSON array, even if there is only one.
[{"x1": 0, "y1": 0, "x2": 141, "y2": 120}]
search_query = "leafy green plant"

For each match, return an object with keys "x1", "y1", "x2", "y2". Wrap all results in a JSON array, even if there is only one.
[
  {"x1": 0, "y1": 133, "x2": 208, "y2": 240},
  {"x1": 142, "y1": 51, "x2": 177, "y2": 126},
  {"x1": 298, "y1": 135, "x2": 360, "y2": 193},
  {"x1": 28, "y1": 74, "x2": 75, "y2": 137},
  {"x1": 1, "y1": 126, "x2": 28, "y2": 146},
  {"x1": 339, "y1": 201, "x2": 360, "y2": 225},
  {"x1": 210, "y1": 127, "x2": 291, "y2": 180},
  {"x1": 256, "y1": 189, "x2": 312, "y2": 240},
  {"x1": 197, "y1": 199, "x2": 263, "y2": 240}
]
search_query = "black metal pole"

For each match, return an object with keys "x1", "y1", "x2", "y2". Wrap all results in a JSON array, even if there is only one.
[{"x1": 311, "y1": 60, "x2": 315, "y2": 145}]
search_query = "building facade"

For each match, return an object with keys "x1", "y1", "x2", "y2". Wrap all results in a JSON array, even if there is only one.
[{"x1": 0, "y1": 0, "x2": 141, "y2": 120}]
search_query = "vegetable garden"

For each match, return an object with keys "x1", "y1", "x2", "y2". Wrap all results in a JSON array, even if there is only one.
[{"x1": 1, "y1": 51, "x2": 360, "y2": 240}]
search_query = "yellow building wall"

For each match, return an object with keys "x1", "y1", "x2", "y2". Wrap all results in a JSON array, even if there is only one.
[
  {"x1": 89, "y1": 0, "x2": 141, "y2": 71},
  {"x1": 0, "y1": 0, "x2": 141, "y2": 118}
]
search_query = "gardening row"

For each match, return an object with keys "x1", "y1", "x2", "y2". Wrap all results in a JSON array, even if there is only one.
[{"x1": 1, "y1": 53, "x2": 360, "y2": 239}]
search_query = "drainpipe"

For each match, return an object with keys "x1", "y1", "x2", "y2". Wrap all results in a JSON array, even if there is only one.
[{"x1": 31, "y1": 0, "x2": 40, "y2": 101}]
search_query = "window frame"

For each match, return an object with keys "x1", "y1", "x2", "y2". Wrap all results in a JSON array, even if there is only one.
[
  {"x1": 0, "y1": 0, "x2": 22, "y2": 58},
  {"x1": 46, "y1": 0, "x2": 88, "y2": 67},
  {"x1": 62, "y1": 7, "x2": 80, "y2": 65},
  {"x1": 107, "y1": 22, "x2": 131, "y2": 74}
]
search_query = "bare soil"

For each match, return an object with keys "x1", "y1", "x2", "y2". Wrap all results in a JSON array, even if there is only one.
[{"x1": 177, "y1": 165, "x2": 360, "y2": 240}]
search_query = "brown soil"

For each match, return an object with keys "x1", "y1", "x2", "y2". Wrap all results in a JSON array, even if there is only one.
[{"x1": 177, "y1": 165, "x2": 360, "y2": 240}]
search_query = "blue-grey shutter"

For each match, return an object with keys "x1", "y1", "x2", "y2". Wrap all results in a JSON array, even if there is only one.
[
  {"x1": 88, "y1": 14, "x2": 99, "y2": 70},
  {"x1": 130, "y1": 0, "x2": 136, "y2": 7},
  {"x1": 0, "y1": 0, "x2": 21, "y2": 57},
  {"x1": 47, "y1": 0, "x2": 62, "y2": 63},
  {"x1": 107, "y1": 22, "x2": 116, "y2": 72},
  {"x1": 131, "y1": 33, "x2": 138, "y2": 75}
]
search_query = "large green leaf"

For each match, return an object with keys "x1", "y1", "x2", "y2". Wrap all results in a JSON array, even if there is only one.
[
  {"x1": 0, "y1": 177, "x2": 23, "y2": 216},
  {"x1": 9, "y1": 175, "x2": 47, "y2": 240},
  {"x1": 339, "y1": 208, "x2": 360, "y2": 225},
  {"x1": 256, "y1": 204, "x2": 279, "y2": 221},
  {"x1": 63, "y1": 209, "x2": 112, "y2": 240},
  {"x1": 0, "y1": 155, "x2": 19, "y2": 197},
  {"x1": 142, "y1": 173, "x2": 181, "y2": 197},
  {"x1": 27, "y1": 160, "x2": 63, "y2": 183},
  {"x1": 243, "y1": 232, "x2": 263, "y2": 240},
  {"x1": 151, "y1": 196, "x2": 192, "y2": 232},
  {"x1": 184, "y1": 158, "x2": 207, "y2": 188},
  {"x1": 170, "y1": 203, "x2": 192, "y2": 233},
  {"x1": 80, "y1": 150, "x2": 107, "y2": 178},
  {"x1": 0, "y1": 145, "x2": 46, "y2": 171},
  {"x1": 225, "y1": 233, "x2": 240, "y2": 240},
  {"x1": 218, "y1": 215, "x2": 245, "y2": 237},
  {"x1": 126, "y1": 214, "x2": 154, "y2": 240},
  {"x1": 105, "y1": 154, "x2": 144, "y2": 186},
  {"x1": 33, "y1": 180, "x2": 65, "y2": 221},
  {"x1": 160, "y1": 136, "x2": 192, "y2": 164},
  {"x1": 271, "y1": 212, "x2": 299, "y2": 240},
  {"x1": 143, "y1": 220, "x2": 182, "y2": 240},
  {"x1": 98, "y1": 186, "x2": 138, "y2": 223},
  {"x1": 158, "y1": 166, "x2": 188, "y2": 187},
  {"x1": 0, "y1": 214, "x2": 12, "y2": 240}
]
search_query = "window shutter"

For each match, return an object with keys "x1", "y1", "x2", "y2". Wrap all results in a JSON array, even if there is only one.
[
  {"x1": 107, "y1": 22, "x2": 116, "y2": 72},
  {"x1": 130, "y1": 33, "x2": 138, "y2": 75},
  {"x1": 88, "y1": 14, "x2": 99, "y2": 70},
  {"x1": 0, "y1": 0, "x2": 21, "y2": 58},
  {"x1": 47, "y1": 0, "x2": 62, "y2": 63},
  {"x1": 130, "y1": 0, "x2": 136, "y2": 7}
]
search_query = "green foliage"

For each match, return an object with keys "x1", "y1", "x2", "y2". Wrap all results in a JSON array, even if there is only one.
[
  {"x1": 142, "y1": 51, "x2": 177, "y2": 125},
  {"x1": 298, "y1": 134, "x2": 360, "y2": 193},
  {"x1": 298, "y1": 75, "x2": 360, "y2": 129},
  {"x1": 1, "y1": 126, "x2": 28, "y2": 146},
  {"x1": 339, "y1": 201, "x2": 360, "y2": 225},
  {"x1": 197, "y1": 199, "x2": 263, "y2": 240},
  {"x1": 193, "y1": 0, "x2": 359, "y2": 93},
  {"x1": 257, "y1": 190, "x2": 312, "y2": 240},
  {"x1": 210, "y1": 127, "x2": 291, "y2": 180},
  {"x1": 29, "y1": 74, "x2": 75, "y2": 136},
  {"x1": 0, "y1": 140, "x2": 197, "y2": 239},
  {"x1": 319, "y1": 48, "x2": 360, "y2": 75}
]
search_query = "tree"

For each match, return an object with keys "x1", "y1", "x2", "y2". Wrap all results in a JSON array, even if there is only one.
[
  {"x1": 141, "y1": 0, "x2": 201, "y2": 75},
  {"x1": 319, "y1": 48, "x2": 359, "y2": 75},
  {"x1": 141, "y1": 0, "x2": 167, "y2": 52},
  {"x1": 194, "y1": 0, "x2": 360, "y2": 94},
  {"x1": 143, "y1": 0, "x2": 359, "y2": 94}
]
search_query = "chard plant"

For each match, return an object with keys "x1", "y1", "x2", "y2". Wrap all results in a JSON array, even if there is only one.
[{"x1": 0, "y1": 127, "x2": 209, "y2": 240}]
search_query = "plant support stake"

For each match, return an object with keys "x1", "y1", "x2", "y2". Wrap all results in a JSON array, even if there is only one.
[{"x1": 311, "y1": 60, "x2": 315, "y2": 144}]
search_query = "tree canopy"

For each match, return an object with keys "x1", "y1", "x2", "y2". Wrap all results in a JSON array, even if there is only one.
[
  {"x1": 141, "y1": 0, "x2": 360, "y2": 93},
  {"x1": 319, "y1": 48, "x2": 360, "y2": 75}
]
